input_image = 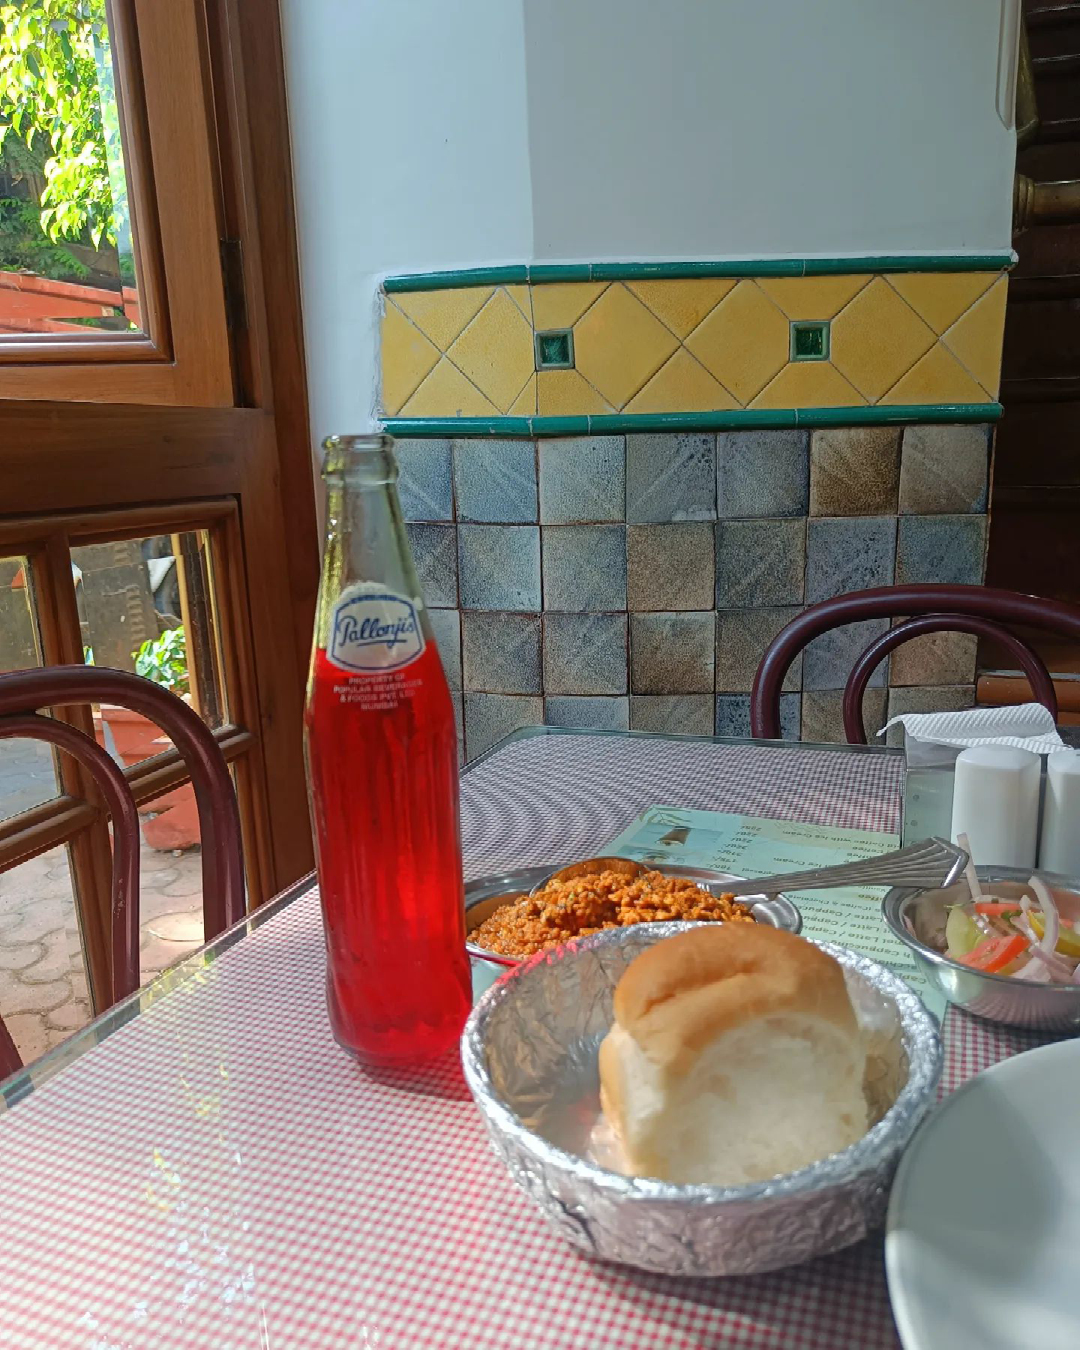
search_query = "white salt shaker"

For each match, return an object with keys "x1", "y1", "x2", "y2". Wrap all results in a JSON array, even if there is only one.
[
  {"x1": 1039, "y1": 749, "x2": 1080, "y2": 877},
  {"x1": 950, "y1": 745, "x2": 1040, "y2": 869}
]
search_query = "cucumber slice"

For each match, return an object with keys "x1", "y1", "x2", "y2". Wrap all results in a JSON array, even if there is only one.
[{"x1": 945, "y1": 906, "x2": 982, "y2": 959}]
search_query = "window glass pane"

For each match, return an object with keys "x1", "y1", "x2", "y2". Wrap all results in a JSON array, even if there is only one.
[
  {"x1": 74, "y1": 530, "x2": 227, "y2": 733},
  {"x1": 0, "y1": 555, "x2": 61, "y2": 821},
  {"x1": 139, "y1": 801, "x2": 204, "y2": 986},
  {"x1": 0, "y1": 1, "x2": 141, "y2": 336},
  {"x1": 0, "y1": 844, "x2": 91, "y2": 1063}
]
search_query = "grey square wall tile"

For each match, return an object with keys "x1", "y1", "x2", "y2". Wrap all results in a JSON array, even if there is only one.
[
  {"x1": 464, "y1": 693, "x2": 542, "y2": 761},
  {"x1": 630, "y1": 613, "x2": 715, "y2": 694},
  {"x1": 453, "y1": 439, "x2": 537, "y2": 523},
  {"x1": 406, "y1": 523, "x2": 457, "y2": 608},
  {"x1": 627, "y1": 523, "x2": 714, "y2": 611},
  {"x1": 801, "y1": 688, "x2": 888, "y2": 745},
  {"x1": 715, "y1": 607, "x2": 802, "y2": 693},
  {"x1": 427, "y1": 608, "x2": 461, "y2": 691},
  {"x1": 805, "y1": 516, "x2": 896, "y2": 603},
  {"x1": 803, "y1": 619, "x2": 889, "y2": 691},
  {"x1": 543, "y1": 613, "x2": 627, "y2": 695},
  {"x1": 461, "y1": 612, "x2": 541, "y2": 694},
  {"x1": 626, "y1": 434, "x2": 716, "y2": 522},
  {"x1": 538, "y1": 436, "x2": 625, "y2": 523},
  {"x1": 542, "y1": 526, "x2": 626, "y2": 612},
  {"x1": 889, "y1": 622, "x2": 978, "y2": 687},
  {"x1": 809, "y1": 427, "x2": 901, "y2": 517},
  {"x1": 450, "y1": 691, "x2": 464, "y2": 766},
  {"x1": 629, "y1": 695, "x2": 715, "y2": 736},
  {"x1": 715, "y1": 693, "x2": 799, "y2": 740},
  {"x1": 895, "y1": 515, "x2": 987, "y2": 587},
  {"x1": 899, "y1": 425, "x2": 990, "y2": 515},
  {"x1": 885, "y1": 685, "x2": 975, "y2": 746},
  {"x1": 715, "y1": 519, "x2": 805, "y2": 608},
  {"x1": 458, "y1": 525, "x2": 540, "y2": 611},
  {"x1": 717, "y1": 430, "x2": 808, "y2": 518},
  {"x1": 544, "y1": 696, "x2": 629, "y2": 731},
  {"x1": 395, "y1": 438, "x2": 453, "y2": 521}
]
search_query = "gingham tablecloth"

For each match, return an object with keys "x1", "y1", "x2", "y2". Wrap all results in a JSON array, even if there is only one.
[{"x1": 0, "y1": 731, "x2": 1057, "y2": 1349}]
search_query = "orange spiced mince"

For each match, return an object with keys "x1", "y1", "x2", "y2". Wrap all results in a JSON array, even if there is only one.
[{"x1": 469, "y1": 868, "x2": 754, "y2": 957}]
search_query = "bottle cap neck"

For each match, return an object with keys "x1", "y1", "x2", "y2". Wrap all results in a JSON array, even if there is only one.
[{"x1": 322, "y1": 434, "x2": 398, "y2": 486}]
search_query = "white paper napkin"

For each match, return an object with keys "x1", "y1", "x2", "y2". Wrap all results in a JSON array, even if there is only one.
[{"x1": 880, "y1": 701, "x2": 1066, "y2": 755}]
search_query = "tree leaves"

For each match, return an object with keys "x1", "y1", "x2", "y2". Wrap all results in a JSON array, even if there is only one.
[{"x1": 0, "y1": 0, "x2": 125, "y2": 247}]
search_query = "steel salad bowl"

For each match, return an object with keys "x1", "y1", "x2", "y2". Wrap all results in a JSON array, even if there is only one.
[
  {"x1": 461, "y1": 921, "x2": 942, "y2": 1277},
  {"x1": 464, "y1": 860, "x2": 802, "y2": 971},
  {"x1": 882, "y1": 866, "x2": 1080, "y2": 1032}
]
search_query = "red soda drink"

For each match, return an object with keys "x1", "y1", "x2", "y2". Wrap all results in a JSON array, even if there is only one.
[{"x1": 304, "y1": 434, "x2": 471, "y2": 1064}]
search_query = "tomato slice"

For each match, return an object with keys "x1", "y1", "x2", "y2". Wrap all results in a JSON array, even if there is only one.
[
  {"x1": 956, "y1": 933, "x2": 1028, "y2": 973},
  {"x1": 974, "y1": 902, "x2": 1023, "y2": 917}
]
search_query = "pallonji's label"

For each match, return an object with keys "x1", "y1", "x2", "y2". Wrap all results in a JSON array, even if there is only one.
[{"x1": 327, "y1": 584, "x2": 426, "y2": 673}]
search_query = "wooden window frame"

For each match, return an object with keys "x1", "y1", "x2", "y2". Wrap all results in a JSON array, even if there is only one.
[{"x1": 0, "y1": 0, "x2": 233, "y2": 406}]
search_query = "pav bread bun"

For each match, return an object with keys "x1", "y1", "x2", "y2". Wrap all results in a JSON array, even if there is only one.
[{"x1": 597, "y1": 924, "x2": 867, "y2": 1185}]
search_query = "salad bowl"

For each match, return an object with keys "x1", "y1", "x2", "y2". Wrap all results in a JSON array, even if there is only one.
[{"x1": 882, "y1": 866, "x2": 1080, "y2": 1031}]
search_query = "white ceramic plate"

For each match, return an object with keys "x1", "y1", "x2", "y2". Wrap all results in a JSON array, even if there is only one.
[{"x1": 886, "y1": 1039, "x2": 1080, "y2": 1350}]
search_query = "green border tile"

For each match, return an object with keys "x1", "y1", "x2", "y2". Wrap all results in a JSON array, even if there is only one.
[
  {"x1": 383, "y1": 403, "x2": 1001, "y2": 438},
  {"x1": 383, "y1": 255, "x2": 1015, "y2": 292}
]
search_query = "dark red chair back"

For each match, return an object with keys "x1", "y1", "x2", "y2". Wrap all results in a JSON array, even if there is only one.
[
  {"x1": 750, "y1": 584, "x2": 1080, "y2": 744},
  {"x1": 0, "y1": 666, "x2": 244, "y2": 1079}
]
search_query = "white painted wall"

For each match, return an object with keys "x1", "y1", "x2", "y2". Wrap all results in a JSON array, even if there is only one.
[
  {"x1": 280, "y1": 0, "x2": 1016, "y2": 440},
  {"x1": 280, "y1": 0, "x2": 533, "y2": 442},
  {"x1": 524, "y1": 0, "x2": 1016, "y2": 262}
]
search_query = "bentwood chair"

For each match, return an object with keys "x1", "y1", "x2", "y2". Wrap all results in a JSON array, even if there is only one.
[
  {"x1": 0, "y1": 666, "x2": 245, "y2": 1078},
  {"x1": 750, "y1": 584, "x2": 1080, "y2": 744}
]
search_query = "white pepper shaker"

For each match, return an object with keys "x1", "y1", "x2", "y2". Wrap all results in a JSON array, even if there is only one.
[
  {"x1": 950, "y1": 744, "x2": 1040, "y2": 869},
  {"x1": 1039, "y1": 749, "x2": 1080, "y2": 877}
]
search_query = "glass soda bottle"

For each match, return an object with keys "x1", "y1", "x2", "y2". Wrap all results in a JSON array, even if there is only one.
[{"x1": 304, "y1": 434, "x2": 471, "y2": 1065}]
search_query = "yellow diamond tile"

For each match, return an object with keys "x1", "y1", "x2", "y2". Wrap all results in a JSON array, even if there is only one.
[
  {"x1": 446, "y1": 289, "x2": 534, "y2": 412},
  {"x1": 531, "y1": 282, "x2": 607, "y2": 331},
  {"x1": 940, "y1": 276, "x2": 1008, "y2": 397},
  {"x1": 573, "y1": 284, "x2": 680, "y2": 409},
  {"x1": 684, "y1": 281, "x2": 789, "y2": 404},
  {"x1": 508, "y1": 372, "x2": 536, "y2": 415},
  {"x1": 536, "y1": 369, "x2": 613, "y2": 415},
  {"x1": 830, "y1": 277, "x2": 936, "y2": 401},
  {"x1": 505, "y1": 284, "x2": 532, "y2": 322},
  {"x1": 751, "y1": 361, "x2": 865, "y2": 409},
  {"x1": 879, "y1": 341, "x2": 991, "y2": 406},
  {"x1": 380, "y1": 301, "x2": 440, "y2": 414},
  {"x1": 756, "y1": 275, "x2": 871, "y2": 320},
  {"x1": 886, "y1": 271, "x2": 998, "y2": 335},
  {"x1": 392, "y1": 286, "x2": 493, "y2": 351},
  {"x1": 625, "y1": 279, "x2": 736, "y2": 338},
  {"x1": 624, "y1": 348, "x2": 736, "y2": 413},
  {"x1": 399, "y1": 357, "x2": 499, "y2": 417}
]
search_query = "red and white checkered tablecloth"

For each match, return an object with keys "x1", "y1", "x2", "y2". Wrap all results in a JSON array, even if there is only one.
[{"x1": 0, "y1": 731, "x2": 1058, "y2": 1348}]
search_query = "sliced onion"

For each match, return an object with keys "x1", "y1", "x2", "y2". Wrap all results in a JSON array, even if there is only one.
[
  {"x1": 1029, "y1": 874, "x2": 1061, "y2": 956},
  {"x1": 957, "y1": 832, "x2": 983, "y2": 901},
  {"x1": 1013, "y1": 913, "x2": 1074, "y2": 981}
]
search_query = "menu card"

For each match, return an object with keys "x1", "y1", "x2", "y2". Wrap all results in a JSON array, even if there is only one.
[{"x1": 603, "y1": 805, "x2": 946, "y2": 1020}]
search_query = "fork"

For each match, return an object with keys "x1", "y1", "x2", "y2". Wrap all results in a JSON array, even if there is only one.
[{"x1": 723, "y1": 836, "x2": 968, "y2": 898}]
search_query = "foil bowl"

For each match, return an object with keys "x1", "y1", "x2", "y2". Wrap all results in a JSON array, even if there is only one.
[
  {"x1": 883, "y1": 866, "x2": 1080, "y2": 1032},
  {"x1": 461, "y1": 922, "x2": 942, "y2": 1277}
]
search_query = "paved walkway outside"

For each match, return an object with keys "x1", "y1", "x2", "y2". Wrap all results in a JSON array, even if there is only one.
[{"x1": 0, "y1": 841, "x2": 203, "y2": 1065}]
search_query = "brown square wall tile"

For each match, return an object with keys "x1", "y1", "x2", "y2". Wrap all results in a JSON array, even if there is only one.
[
  {"x1": 809, "y1": 427, "x2": 901, "y2": 516},
  {"x1": 888, "y1": 620, "x2": 978, "y2": 687},
  {"x1": 715, "y1": 607, "x2": 802, "y2": 693},
  {"x1": 899, "y1": 425, "x2": 990, "y2": 514},
  {"x1": 630, "y1": 612, "x2": 715, "y2": 694},
  {"x1": 627, "y1": 523, "x2": 714, "y2": 611},
  {"x1": 801, "y1": 688, "x2": 888, "y2": 745},
  {"x1": 629, "y1": 695, "x2": 715, "y2": 735}
]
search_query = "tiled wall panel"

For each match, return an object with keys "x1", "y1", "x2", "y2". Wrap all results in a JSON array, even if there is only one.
[{"x1": 401, "y1": 427, "x2": 988, "y2": 760}]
